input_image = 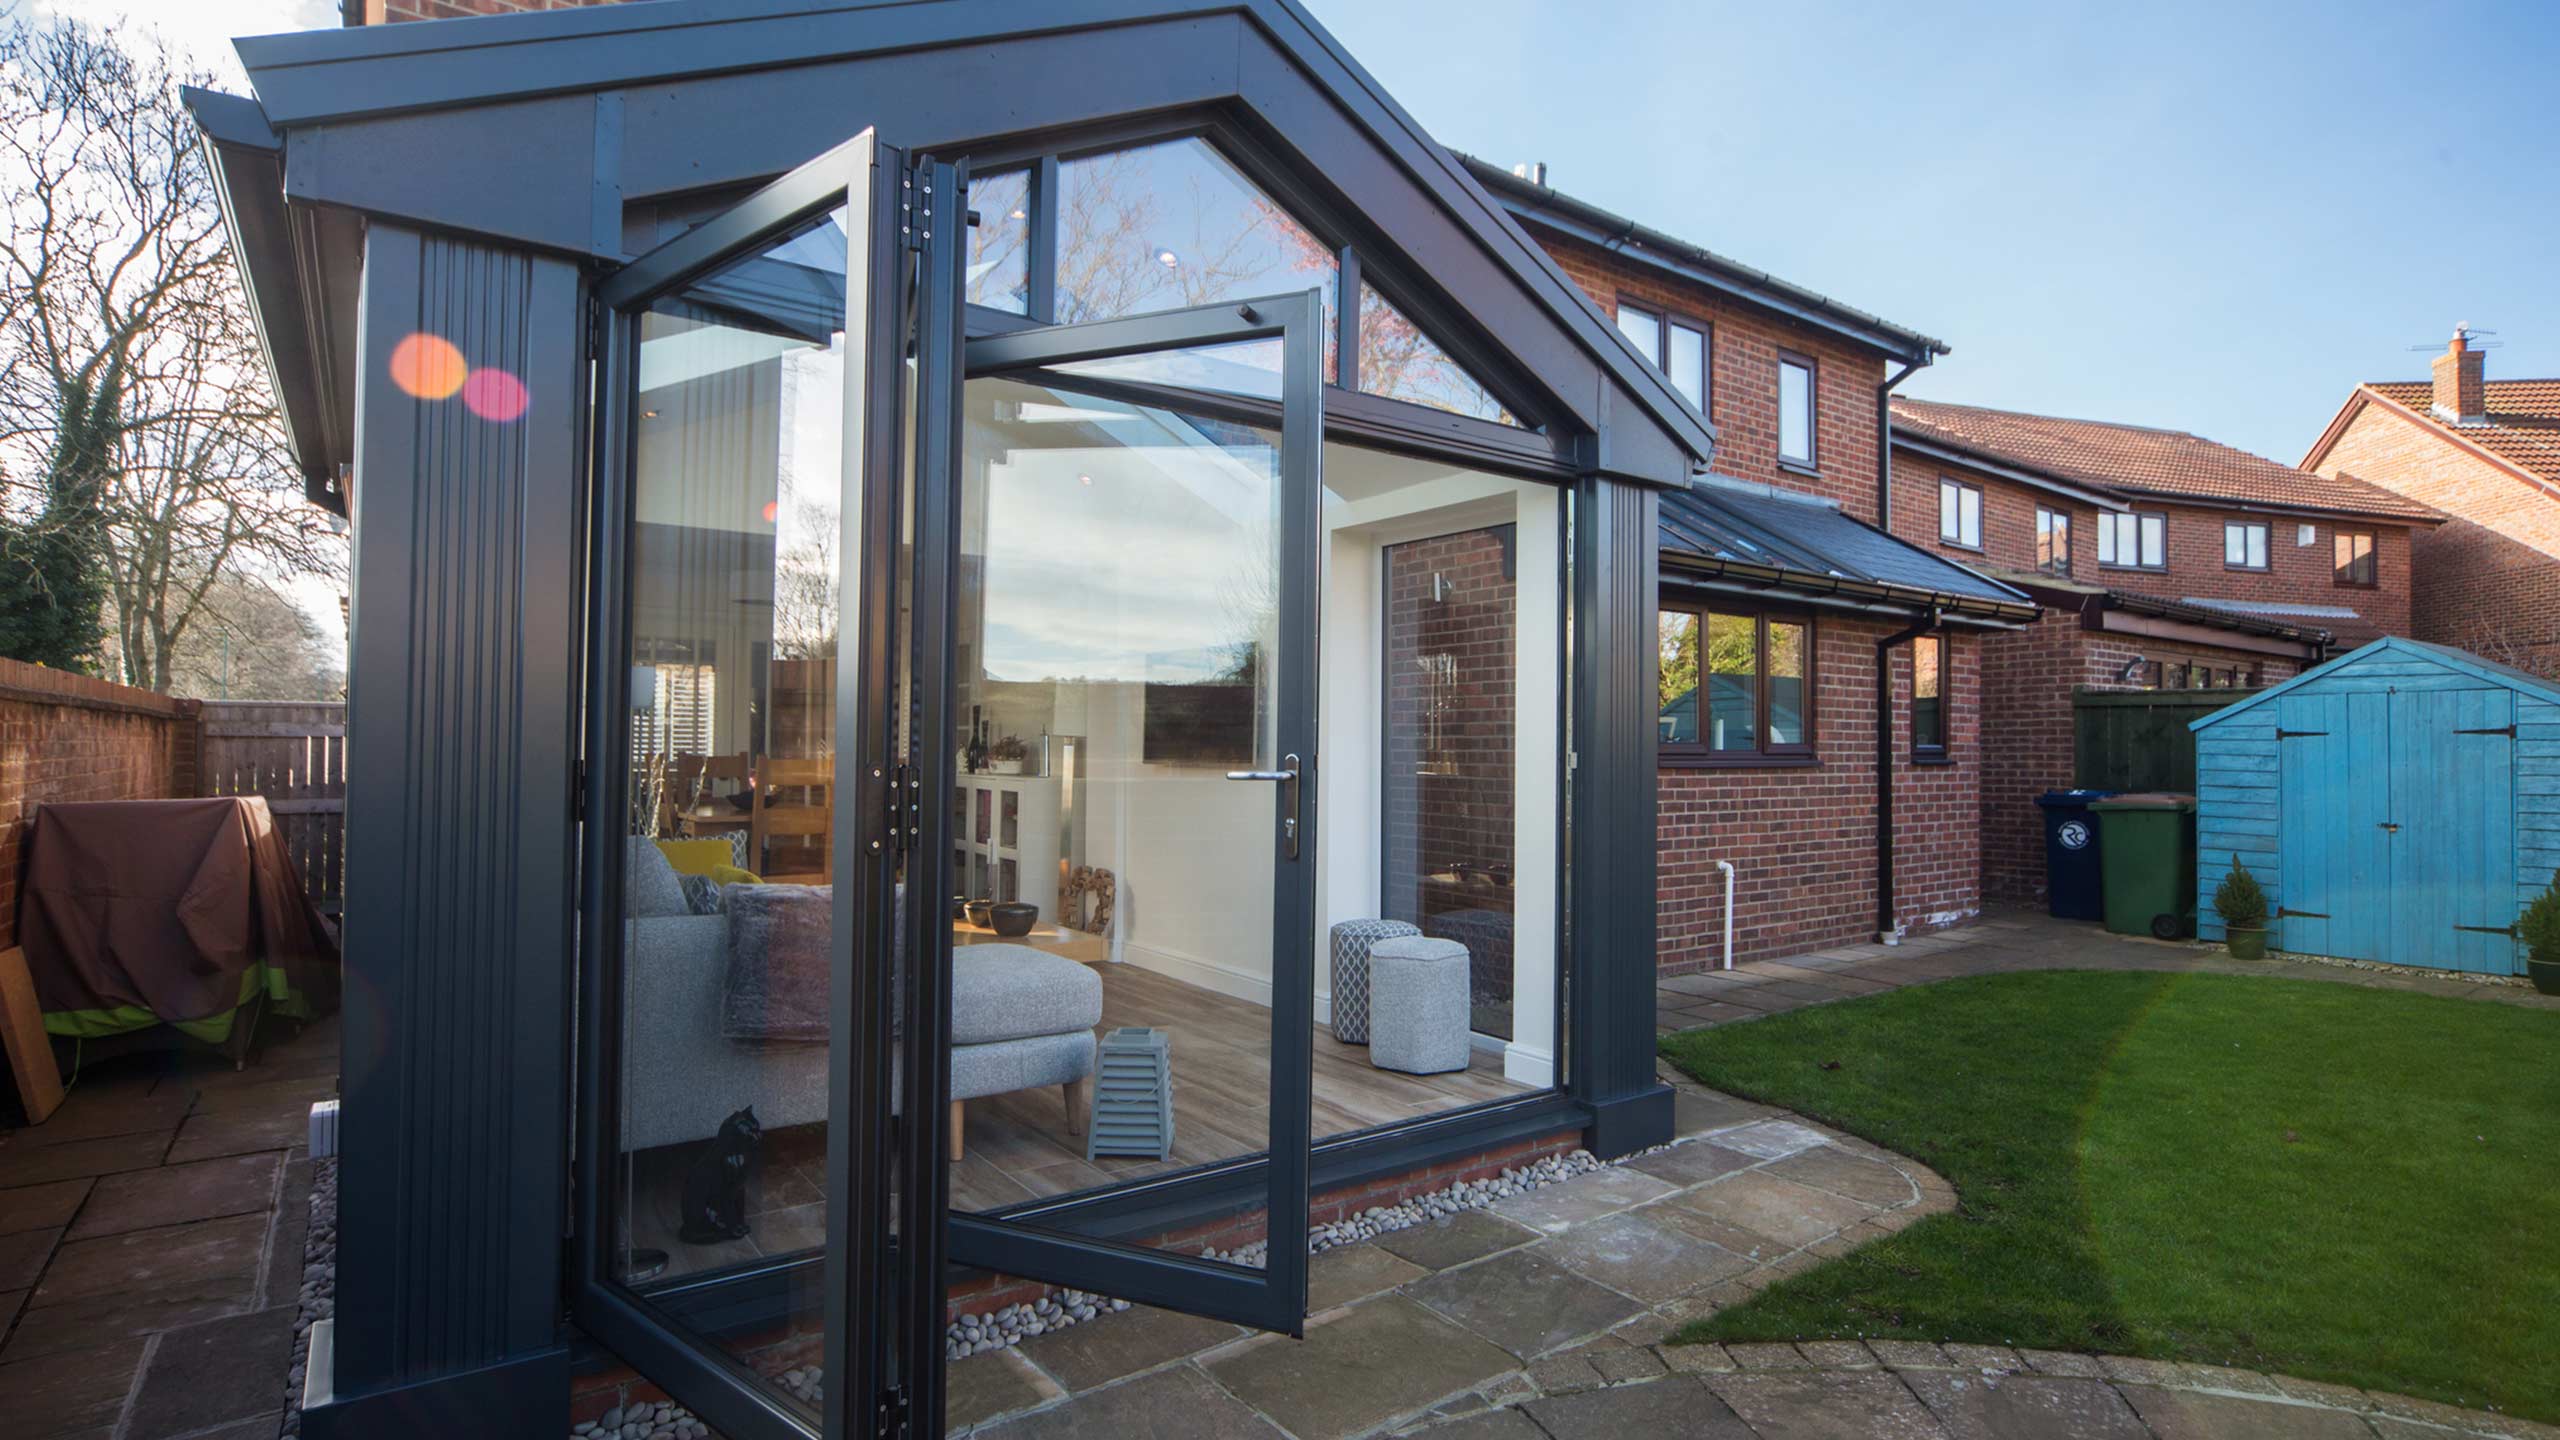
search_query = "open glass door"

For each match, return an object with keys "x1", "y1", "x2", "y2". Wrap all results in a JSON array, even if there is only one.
[
  {"x1": 920, "y1": 294, "x2": 1326, "y2": 1341},
  {"x1": 577, "y1": 129, "x2": 930, "y2": 1440}
]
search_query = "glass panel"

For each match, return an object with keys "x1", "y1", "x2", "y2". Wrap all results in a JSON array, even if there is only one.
[
  {"x1": 968, "y1": 168, "x2": 1033, "y2": 314},
  {"x1": 2098, "y1": 514, "x2": 2118, "y2": 565},
  {"x1": 1939, "y1": 482, "x2": 1959, "y2": 541},
  {"x1": 1767, "y1": 620, "x2": 1808, "y2": 746},
  {"x1": 1614, "y1": 305, "x2": 1660, "y2": 365},
  {"x1": 1345, "y1": 445, "x2": 1563, "y2": 1099},
  {"x1": 1778, "y1": 360, "x2": 1813, "y2": 464},
  {"x1": 1658, "y1": 611, "x2": 1699, "y2": 744},
  {"x1": 948, "y1": 365, "x2": 1283, "y2": 1265},
  {"x1": 1706, "y1": 612, "x2": 1758, "y2": 751},
  {"x1": 1052, "y1": 337, "x2": 1284, "y2": 402},
  {"x1": 1913, "y1": 637, "x2": 1944, "y2": 751},
  {"x1": 2140, "y1": 514, "x2": 2165, "y2": 567},
  {"x1": 1667, "y1": 323, "x2": 1706, "y2": 411},
  {"x1": 614, "y1": 206, "x2": 846, "y2": 1412},
  {"x1": 1054, "y1": 137, "x2": 1338, "y2": 377},
  {"x1": 1356, "y1": 283, "x2": 1516, "y2": 425},
  {"x1": 2248, "y1": 526, "x2": 2267, "y2": 568},
  {"x1": 1960, "y1": 488, "x2": 1981, "y2": 547},
  {"x1": 2225, "y1": 525, "x2": 2246, "y2": 566}
]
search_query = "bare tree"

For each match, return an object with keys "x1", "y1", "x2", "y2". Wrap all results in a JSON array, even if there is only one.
[
  {"x1": 0, "y1": 13, "x2": 343, "y2": 688},
  {"x1": 158, "y1": 569, "x2": 344, "y2": 700}
]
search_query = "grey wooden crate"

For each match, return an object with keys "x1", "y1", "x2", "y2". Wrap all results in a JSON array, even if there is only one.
[{"x1": 1085, "y1": 1025, "x2": 1174, "y2": 1161}]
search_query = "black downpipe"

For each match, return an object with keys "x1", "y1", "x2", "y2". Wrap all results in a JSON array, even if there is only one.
[
  {"x1": 1874, "y1": 607, "x2": 1943, "y2": 941},
  {"x1": 1876, "y1": 356, "x2": 1925, "y2": 528}
]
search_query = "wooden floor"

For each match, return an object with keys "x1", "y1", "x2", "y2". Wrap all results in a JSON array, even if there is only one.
[
  {"x1": 620, "y1": 960, "x2": 1530, "y2": 1282},
  {"x1": 947, "y1": 963, "x2": 1530, "y2": 1214}
]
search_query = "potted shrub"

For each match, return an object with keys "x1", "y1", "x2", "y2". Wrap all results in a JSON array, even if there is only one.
[
  {"x1": 2215, "y1": 859, "x2": 2271, "y2": 960},
  {"x1": 2521, "y1": 868, "x2": 2560, "y2": 996}
]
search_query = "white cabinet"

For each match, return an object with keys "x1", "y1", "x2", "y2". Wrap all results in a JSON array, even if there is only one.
[{"x1": 953, "y1": 772, "x2": 1063, "y2": 921}]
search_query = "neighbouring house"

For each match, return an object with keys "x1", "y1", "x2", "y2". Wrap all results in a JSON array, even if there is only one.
[
  {"x1": 1467, "y1": 161, "x2": 2039, "y2": 969},
  {"x1": 184, "y1": 3, "x2": 1734, "y2": 1436},
  {"x1": 1886, "y1": 398, "x2": 2439, "y2": 902},
  {"x1": 2301, "y1": 327, "x2": 2560, "y2": 677}
]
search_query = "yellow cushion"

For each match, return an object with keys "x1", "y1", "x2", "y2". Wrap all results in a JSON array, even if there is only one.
[
  {"x1": 652, "y1": 838, "x2": 735, "y2": 878},
  {"x1": 708, "y1": 863, "x2": 764, "y2": 887}
]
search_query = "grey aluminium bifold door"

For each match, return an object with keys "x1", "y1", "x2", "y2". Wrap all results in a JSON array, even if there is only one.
[
  {"x1": 921, "y1": 291, "x2": 1326, "y2": 1342},
  {"x1": 579, "y1": 129, "x2": 936, "y2": 1440}
]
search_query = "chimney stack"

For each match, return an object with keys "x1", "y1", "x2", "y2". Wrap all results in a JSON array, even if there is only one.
[
  {"x1": 1511, "y1": 161, "x2": 1548, "y2": 187},
  {"x1": 2431, "y1": 323, "x2": 2487, "y2": 424}
]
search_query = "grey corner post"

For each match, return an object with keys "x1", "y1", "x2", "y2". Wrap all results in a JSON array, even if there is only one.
[
  {"x1": 308, "y1": 221, "x2": 584, "y2": 1440},
  {"x1": 1568, "y1": 472, "x2": 1674, "y2": 1157}
]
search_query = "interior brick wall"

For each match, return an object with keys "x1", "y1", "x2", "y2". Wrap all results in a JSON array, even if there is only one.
[
  {"x1": 2309, "y1": 400, "x2": 2560, "y2": 675},
  {"x1": 0, "y1": 658, "x2": 203, "y2": 949},
  {"x1": 1656, "y1": 618, "x2": 1979, "y2": 971}
]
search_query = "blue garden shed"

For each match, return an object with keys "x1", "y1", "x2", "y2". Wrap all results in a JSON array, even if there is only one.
[{"x1": 2191, "y1": 638, "x2": 2560, "y2": 974}]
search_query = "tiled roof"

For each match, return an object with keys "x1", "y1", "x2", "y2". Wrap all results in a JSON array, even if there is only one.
[
  {"x1": 1893, "y1": 398, "x2": 2441, "y2": 522},
  {"x1": 2363, "y1": 380, "x2": 2560, "y2": 484}
]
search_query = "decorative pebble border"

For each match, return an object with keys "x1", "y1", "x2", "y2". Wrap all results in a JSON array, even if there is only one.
[{"x1": 282, "y1": 1158, "x2": 339, "y2": 1440}]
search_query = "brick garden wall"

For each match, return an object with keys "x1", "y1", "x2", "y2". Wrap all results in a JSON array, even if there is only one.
[
  {"x1": 2309, "y1": 400, "x2": 2560, "y2": 675},
  {"x1": 0, "y1": 658, "x2": 202, "y2": 949}
]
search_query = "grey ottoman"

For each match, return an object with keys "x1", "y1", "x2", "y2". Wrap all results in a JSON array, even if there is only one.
[
  {"x1": 1328, "y1": 918, "x2": 1419, "y2": 1044},
  {"x1": 1367, "y1": 935, "x2": 1471, "y2": 1074}
]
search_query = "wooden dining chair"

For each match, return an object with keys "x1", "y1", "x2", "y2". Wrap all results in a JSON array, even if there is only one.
[{"x1": 751, "y1": 756, "x2": 833, "y2": 883}]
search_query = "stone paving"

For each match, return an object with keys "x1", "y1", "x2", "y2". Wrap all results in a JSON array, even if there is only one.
[{"x1": 0, "y1": 1017, "x2": 336, "y2": 1440}]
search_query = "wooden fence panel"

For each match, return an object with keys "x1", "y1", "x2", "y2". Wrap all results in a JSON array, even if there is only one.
[
  {"x1": 2073, "y1": 687, "x2": 2261, "y2": 795},
  {"x1": 199, "y1": 701, "x2": 347, "y2": 914}
]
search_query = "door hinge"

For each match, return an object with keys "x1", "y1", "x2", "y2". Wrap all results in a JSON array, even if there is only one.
[
  {"x1": 875, "y1": 1386, "x2": 910, "y2": 1440},
  {"x1": 2454, "y1": 923, "x2": 2518, "y2": 937},
  {"x1": 2278, "y1": 907, "x2": 2329, "y2": 919},
  {"x1": 887, "y1": 762, "x2": 920, "y2": 854},
  {"x1": 2454, "y1": 725, "x2": 2516, "y2": 737},
  {"x1": 2275, "y1": 729, "x2": 2328, "y2": 739},
  {"x1": 585, "y1": 293, "x2": 604, "y2": 357},
  {"x1": 902, "y1": 162, "x2": 933, "y2": 253},
  {"x1": 574, "y1": 760, "x2": 589, "y2": 820}
]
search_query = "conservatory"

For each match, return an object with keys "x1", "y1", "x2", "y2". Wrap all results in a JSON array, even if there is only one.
[{"x1": 187, "y1": 3, "x2": 1708, "y2": 1437}]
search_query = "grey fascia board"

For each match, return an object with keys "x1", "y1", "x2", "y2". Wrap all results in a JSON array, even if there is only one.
[
  {"x1": 1464, "y1": 155, "x2": 1949, "y2": 365},
  {"x1": 1891, "y1": 431, "x2": 2132, "y2": 512}
]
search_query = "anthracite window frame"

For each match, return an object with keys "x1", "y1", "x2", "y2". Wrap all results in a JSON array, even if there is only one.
[
  {"x1": 1937, "y1": 476, "x2": 1982, "y2": 550},
  {"x1": 1776, "y1": 350, "x2": 1817, "y2": 472},
  {"x1": 1613, "y1": 300, "x2": 1710, "y2": 416},
  {"x1": 2224, "y1": 520, "x2": 2270, "y2": 571},
  {"x1": 1658, "y1": 600, "x2": 1817, "y2": 768},
  {"x1": 2098, "y1": 509, "x2": 2168, "y2": 571},
  {"x1": 2333, "y1": 529, "x2": 2378, "y2": 588},
  {"x1": 2035, "y1": 505, "x2": 2072, "y2": 576},
  {"x1": 1910, "y1": 632, "x2": 1949, "y2": 762}
]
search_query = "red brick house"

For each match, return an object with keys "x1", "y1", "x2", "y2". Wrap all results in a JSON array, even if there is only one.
[
  {"x1": 1887, "y1": 399, "x2": 2439, "y2": 901},
  {"x1": 1467, "y1": 161, "x2": 2039, "y2": 968},
  {"x1": 2301, "y1": 328, "x2": 2560, "y2": 676}
]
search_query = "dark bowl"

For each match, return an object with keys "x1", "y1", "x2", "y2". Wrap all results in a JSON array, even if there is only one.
[
  {"x1": 963, "y1": 898, "x2": 994, "y2": 928},
  {"x1": 990, "y1": 902, "x2": 1040, "y2": 937}
]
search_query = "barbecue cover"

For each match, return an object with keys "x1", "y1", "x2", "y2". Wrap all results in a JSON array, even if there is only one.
[{"x1": 19, "y1": 797, "x2": 339, "y2": 1026}]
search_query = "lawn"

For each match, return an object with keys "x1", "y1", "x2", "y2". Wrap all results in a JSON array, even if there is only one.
[{"x1": 1657, "y1": 970, "x2": 2560, "y2": 1423}]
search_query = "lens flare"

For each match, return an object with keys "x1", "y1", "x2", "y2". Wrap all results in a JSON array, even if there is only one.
[
  {"x1": 762, "y1": 500, "x2": 780, "y2": 524},
  {"x1": 389, "y1": 332, "x2": 467, "y2": 400},
  {"x1": 462, "y1": 367, "x2": 530, "y2": 423}
]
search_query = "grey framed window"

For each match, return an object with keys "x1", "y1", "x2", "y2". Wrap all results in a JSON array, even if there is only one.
[
  {"x1": 2036, "y1": 506, "x2": 2071, "y2": 575},
  {"x1": 2334, "y1": 530, "x2": 2377, "y2": 587},
  {"x1": 2098, "y1": 510, "x2": 2166, "y2": 570},
  {"x1": 1911, "y1": 634, "x2": 1947, "y2": 759},
  {"x1": 2224, "y1": 521, "x2": 2269, "y2": 570},
  {"x1": 1659, "y1": 603, "x2": 1813, "y2": 765},
  {"x1": 1938, "y1": 477, "x2": 1982, "y2": 549},
  {"x1": 1614, "y1": 301, "x2": 1708, "y2": 414},
  {"x1": 1777, "y1": 352, "x2": 1816, "y2": 470}
]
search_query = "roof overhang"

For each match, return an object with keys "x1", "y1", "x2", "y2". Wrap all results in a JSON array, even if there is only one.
[
  {"x1": 1659, "y1": 554, "x2": 2037, "y2": 629},
  {"x1": 1890, "y1": 430, "x2": 2129, "y2": 512},
  {"x1": 1659, "y1": 480, "x2": 2040, "y2": 628},
  {"x1": 1464, "y1": 156, "x2": 1949, "y2": 367},
  {"x1": 202, "y1": 0, "x2": 1724, "y2": 493},
  {"x1": 2006, "y1": 576, "x2": 2327, "y2": 659}
]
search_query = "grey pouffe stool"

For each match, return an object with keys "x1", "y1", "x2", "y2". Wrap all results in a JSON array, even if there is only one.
[
  {"x1": 1087, "y1": 1026, "x2": 1174, "y2": 1161},
  {"x1": 1328, "y1": 918, "x2": 1419, "y2": 1044},
  {"x1": 1367, "y1": 935, "x2": 1472, "y2": 1074}
]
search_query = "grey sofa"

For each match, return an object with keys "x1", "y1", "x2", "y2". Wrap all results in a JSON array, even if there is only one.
[{"x1": 620, "y1": 840, "x2": 1100, "y2": 1155}]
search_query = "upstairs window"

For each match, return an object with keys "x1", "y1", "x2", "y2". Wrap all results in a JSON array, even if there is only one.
[
  {"x1": 2098, "y1": 511, "x2": 2166, "y2": 570},
  {"x1": 1615, "y1": 302, "x2": 1709, "y2": 413},
  {"x1": 2224, "y1": 521, "x2": 2269, "y2": 570},
  {"x1": 2334, "y1": 530, "x2": 2377, "y2": 587},
  {"x1": 1911, "y1": 635, "x2": 1947, "y2": 758},
  {"x1": 1777, "y1": 354, "x2": 1816, "y2": 469},
  {"x1": 1938, "y1": 478, "x2": 1982, "y2": 549},
  {"x1": 1659, "y1": 604, "x2": 1813, "y2": 764},
  {"x1": 2036, "y1": 507, "x2": 2072, "y2": 575}
]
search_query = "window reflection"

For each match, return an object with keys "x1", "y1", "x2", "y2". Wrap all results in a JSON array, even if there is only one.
[
  {"x1": 1357, "y1": 283, "x2": 1516, "y2": 425},
  {"x1": 968, "y1": 168, "x2": 1032, "y2": 314},
  {"x1": 1706, "y1": 612, "x2": 1758, "y2": 750}
]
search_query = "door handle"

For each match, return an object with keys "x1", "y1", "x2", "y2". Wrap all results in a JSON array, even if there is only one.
[
  {"x1": 2379, "y1": 821, "x2": 2400, "y2": 834},
  {"x1": 1225, "y1": 753, "x2": 1301, "y2": 859}
]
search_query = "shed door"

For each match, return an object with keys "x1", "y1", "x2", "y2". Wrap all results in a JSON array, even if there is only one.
[
  {"x1": 2277, "y1": 691, "x2": 2392, "y2": 961},
  {"x1": 2388, "y1": 688, "x2": 2518, "y2": 973}
]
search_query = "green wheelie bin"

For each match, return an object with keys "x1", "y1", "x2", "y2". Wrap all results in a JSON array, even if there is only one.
[{"x1": 2090, "y1": 792, "x2": 2197, "y2": 940}]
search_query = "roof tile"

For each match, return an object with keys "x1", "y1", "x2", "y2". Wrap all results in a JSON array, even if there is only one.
[{"x1": 2362, "y1": 380, "x2": 2560, "y2": 485}]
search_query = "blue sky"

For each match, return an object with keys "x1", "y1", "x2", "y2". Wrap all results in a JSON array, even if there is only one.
[{"x1": 1307, "y1": 0, "x2": 2560, "y2": 465}]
